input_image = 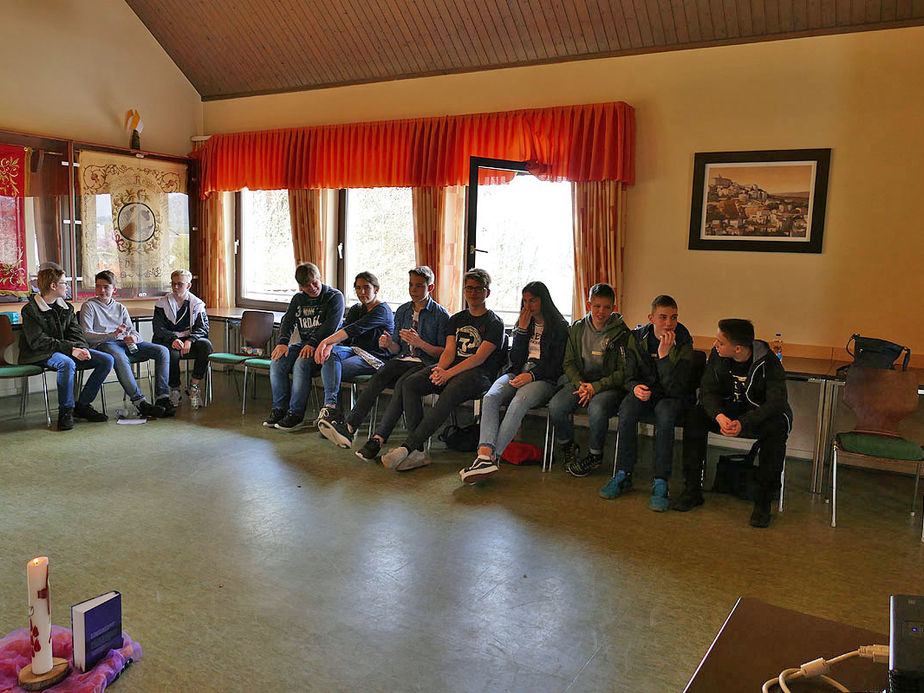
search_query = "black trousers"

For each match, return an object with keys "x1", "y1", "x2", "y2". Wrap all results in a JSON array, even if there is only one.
[
  {"x1": 155, "y1": 337, "x2": 213, "y2": 387},
  {"x1": 681, "y1": 404, "x2": 789, "y2": 497},
  {"x1": 346, "y1": 358, "x2": 426, "y2": 434}
]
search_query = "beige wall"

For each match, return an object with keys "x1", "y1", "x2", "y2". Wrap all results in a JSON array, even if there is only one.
[
  {"x1": 0, "y1": 0, "x2": 201, "y2": 156},
  {"x1": 204, "y1": 27, "x2": 924, "y2": 354}
]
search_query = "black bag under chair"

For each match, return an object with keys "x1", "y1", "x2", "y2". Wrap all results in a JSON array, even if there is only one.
[
  {"x1": 438, "y1": 423, "x2": 480, "y2": 452},
  {"x1": 711, "y1": 441, "x2": 780, "y2": 502}
]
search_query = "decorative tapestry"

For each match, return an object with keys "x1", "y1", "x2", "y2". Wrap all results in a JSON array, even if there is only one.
[{"x1": 0, "y1": 143, "x2": 28, "y2": 296}]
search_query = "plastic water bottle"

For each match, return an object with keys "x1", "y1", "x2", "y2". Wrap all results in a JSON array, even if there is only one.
[
  {"x1": 771, "y1": 333, "x2": 783, "y2": 361},
  {"x1": 126, "y1": 340, "x2": 138, "y2": 354}
]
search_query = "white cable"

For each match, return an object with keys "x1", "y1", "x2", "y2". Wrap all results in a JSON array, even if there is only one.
[{"x1": 760, "y1": 645, "x2": 888, "y2": 692}]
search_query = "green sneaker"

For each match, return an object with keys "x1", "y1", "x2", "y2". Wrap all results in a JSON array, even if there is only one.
[
  {"x1": 649, "y1": 478, "x2": 669, "y2": 512},
  {"x1": 599, "y1": 470, "x2": 632, "y2": 499}
]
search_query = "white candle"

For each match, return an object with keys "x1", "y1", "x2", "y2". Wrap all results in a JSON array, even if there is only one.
[{"x1": 26, "y1": 556, "x2": 53, "y2": 675}]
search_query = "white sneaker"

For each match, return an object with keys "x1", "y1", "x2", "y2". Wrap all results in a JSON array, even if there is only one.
[
  {"x1": 188, "y1": 385, "x2": 203, "y2": 409},
  {"x1": 380, "y1": 446, "x2": 410, "y2": 470},
  {"x1": 169, "y1": 388, "x2": 182, "y2": 407}
]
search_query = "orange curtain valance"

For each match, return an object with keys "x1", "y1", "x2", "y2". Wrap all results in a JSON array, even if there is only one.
[{"x1": 192, "y1": 102, "x2": 635, "y2": 197}]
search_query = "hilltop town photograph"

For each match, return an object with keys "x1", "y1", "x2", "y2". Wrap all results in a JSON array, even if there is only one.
[{"x1": 688, "y1": 149, "x2": 831, "y2": 254}]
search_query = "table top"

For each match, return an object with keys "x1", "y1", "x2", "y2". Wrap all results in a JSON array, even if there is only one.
[{"x1": 684, "y1": 597, "x2": 888, "y2": 692}]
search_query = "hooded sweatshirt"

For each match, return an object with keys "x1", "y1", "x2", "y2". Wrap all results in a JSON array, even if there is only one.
[
  {"x1": 153, "y1": 292, "x2": 209, "y2": 343},
  {"x1": 277, "y1": 284, "x2": 345, "y2": 348},
  {"x1": 562, "y1": 312, "x2": 630, "y2": 394},
  {"x1": 18, "y1": 294, "x2": 89, "y2": 364},
  {"x1": 79, "y1": 296, "x2": 141, "y2": 345},
  {"x1": 624, "y1": 322, "x2": 695, "y2": 400}
]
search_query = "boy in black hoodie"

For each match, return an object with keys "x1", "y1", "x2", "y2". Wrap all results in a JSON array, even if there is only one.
[
  {"x1": 600, "y1": 295, "x2": 695, "y2": 511},
  {"x1": 678, "y1": 319, "x2": 792, "y2": 527},
  {"x1": 265, "y1": 262, "x2": 345, "y2": 431}
]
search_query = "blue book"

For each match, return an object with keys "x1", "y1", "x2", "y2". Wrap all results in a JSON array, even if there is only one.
[{"x1": 71, "y1": 590, "x2": 122, "y2": 672}]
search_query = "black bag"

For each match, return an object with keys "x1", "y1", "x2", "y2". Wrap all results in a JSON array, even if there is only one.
[
  {"x1": 842, "y1": 334, "x2": 910, "y2": 372},
  {"x1": 438, "y1": 423, "x2": 480, "y2": 452}
]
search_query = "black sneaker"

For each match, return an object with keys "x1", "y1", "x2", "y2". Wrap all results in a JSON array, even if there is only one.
[
  {"x1": 355, "y1": 438, "x2": 382, "y2": 461},
  {"x1": 136, "y1": 399, "x2": 166, "y2": 418},
  {"x1": 275, "y1": 412, "x2": 306, "y2": 431},
  {"x1": 559, "y1": 441, "x2": 580, "y2": 472},
  {"x1": 459, "y1": 456, "x2": 499, "y2": 484},
  {"x1": 74, "y1": 402, "x2": 108, "y2": 422},
  {"x1": 568, "y1": 451, "x2": 603, "y2": 478},
  {"x1": 749, "y1": 501, "x2": 772, "y2": 528},
  {"x1": 318, "y1": 418, "x2": 354, "y2": 448},
  {"x1": 315, "y1": 405, "x2": 337, "y2": 427},
  {"x1": 155, "y1": 397, "x2": 177, "y2": 417},
  {"x1": 671, "y1": 486, "x2": 705, "y2": 512},
  {"x1": 57, "y1": 407, "x2": 74, "y2": 431},
  {"x1": 263, "y1": 408, "x2": 286, "y2": 428}
]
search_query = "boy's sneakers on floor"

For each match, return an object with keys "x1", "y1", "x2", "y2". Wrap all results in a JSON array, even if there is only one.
[
  {"x1": 670, "y1": 486, "x2": 704, "y2": 512},
  {"x1": 749, "y1": 500, "x2": 772, "y2": 528},
  {"x1": 57, "y1": 407, "x2": 74, "y2": 431},
  {"x1": 155, "y1": 397, "x2": 177, "y2": 417},
  {"x1": 559, "y1": 441, "x2": 580, "y2": 471},
  {"x1": 136, "y1": 399, "x2": 166, "y2": 419},
  {"x1": 567, "y1": 451, "x2": 602, "y2": 477},
  {"x1": 356, "y1": 438, "x2": 382, "y2": 461},
  {"x1": 381, "y1": 445, "x2": 410, "y2": 469},
  {"x1": 188, "y1": 384, "x2": 203, "y2": 409},
  {"x1": 459, "y1": 455, "x2": 499, "y2": 484},
  {"x1": 599, "y1": 470, "x2": 632, "y2": 499},
  {"x1": 318, "y1": 418, "x2": 354, "y2": 448},
  {"x1": 169, "y1": 388, "x2": 182, "y2": 407},
  {"x1": 395, "y1": 449, "x2": 430, "y2": 472},
  {"x1": 275, "y1": 412, "x2": 306, "y2": 431},
  {"x1": 74, "y1": 402, "x2": 108, "y2": 422},
  {"x1": 649, "y1": 478, "x2": 669, "y2": 512},
  {"x1": 263, "y1": 408, "x2": 286, "y2": 428}
]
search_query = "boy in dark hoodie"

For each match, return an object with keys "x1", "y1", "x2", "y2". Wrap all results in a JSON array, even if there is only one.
[
  {"x1": 265, "y1": 262, "x2": 345, "y2": 431},
  {"x1": 548, "y1": 283, "x2": 629, "y2": 477},
  {"x1": 600, "y1": 295, "x2": 695, "y2": 511},
  {"x1": 677, "y1": 318, "x2": 792, "y2": 528},
  {"x1": 19, "y1": 267, "x2": 113, "y2": 430}
]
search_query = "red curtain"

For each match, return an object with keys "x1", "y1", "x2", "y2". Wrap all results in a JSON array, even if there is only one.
[
  {"x1": 411, "y1": 186, "x2": 465, "y2": 314},
  {"x1": 196, "y1": 194, "x2": 231, "y2": 308},
  {"x1": 571, "y1": 180, "x2": 627, "y2": 319},
  {"x1": 288, "y1": 189, "x2": 328, "y2": 279},
  {"x1": 192, "y1": 102, "x2": 635, "y2": 197}
]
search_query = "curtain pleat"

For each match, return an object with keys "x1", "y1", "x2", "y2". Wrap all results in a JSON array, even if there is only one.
[
  {"x1": 193, "y1": 102, "x2": 635, "y2": 197},
  {"x1": 571, "y1": 181, "x2": 626, "y2": 319},
  {"x1": 411, "y1": 186, "x2": 465, "y2": 314},
  {"x1": 196, "y1": 194, "x2": 231, "y2": 308},
  {"x1": 288, "y1": 189, "x2": 327, "y2": 279}
]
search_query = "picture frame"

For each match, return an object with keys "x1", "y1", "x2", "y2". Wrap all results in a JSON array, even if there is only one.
[{"x1": 688, "y1": 148, "x2": 831, "y2": 253}]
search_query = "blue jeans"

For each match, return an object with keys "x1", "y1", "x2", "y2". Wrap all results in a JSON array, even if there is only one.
[
  {"x1": 42, "y1": 350, "x2": 114, "y2": 409},
  {"x1": 478, "y1": 374, "x2": 557, "y2": 458},
  {"x1": 320, "y1": 345, "x2": 376, "y2": 408},
  {"x1": 616, "y1": 394, "x2": 686, "y2": 479},
  {"x1": 96, "y1": 340, "x2": 170, "y2": 402},
  {"x1": 270, "y1": 345, "x2": 319, "y2": 416},
  {"x1": 547, "y1": 382, "x2": 623, "y2": 454}
]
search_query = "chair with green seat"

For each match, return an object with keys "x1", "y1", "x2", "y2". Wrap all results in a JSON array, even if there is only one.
[
  {"x1": 208, "y1": 311, "x2": 274, "y2": 409},
  {"x1": 830, "y1": 366, "x2": 923, "y2": 540},
  {"x1": 0, "y1": 314, "x2": 51, "y2": 425}
]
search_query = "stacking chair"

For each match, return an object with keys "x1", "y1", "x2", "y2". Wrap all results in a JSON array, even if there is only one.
[
  {"x1": 0, "y1": 315, "x2": 50, "y2": 425},
  {"x1": 830, "y1": 366, "x2": 923, "y2": 540},
  {"x1": 208, "y1": 311, "x2": 274, "y2": 409}
]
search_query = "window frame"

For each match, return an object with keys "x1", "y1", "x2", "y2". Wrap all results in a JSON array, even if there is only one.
[{"x1": 233, "y1": 190, "x2": 298, "y2": 311}]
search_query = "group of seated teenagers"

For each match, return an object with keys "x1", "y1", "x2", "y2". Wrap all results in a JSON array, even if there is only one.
[
  {"x1": 18, "y1": 266, "x2": 214, "y2": 430},
  {"x1": 270, "y1": 261, "x2": 791, "y2": 529}
]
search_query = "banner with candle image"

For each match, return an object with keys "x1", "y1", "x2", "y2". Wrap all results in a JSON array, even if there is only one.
[
  {"x1": 0, "y1": 143, "x2": 29, "y2": 296},
  {"x1": 78, "y1": 151, "x2": 189, "y2": 297}
]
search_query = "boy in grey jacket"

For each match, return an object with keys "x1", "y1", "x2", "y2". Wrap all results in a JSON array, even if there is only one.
[{"x1": 79, "y1": 270, "x2": 173, "y2": 418}]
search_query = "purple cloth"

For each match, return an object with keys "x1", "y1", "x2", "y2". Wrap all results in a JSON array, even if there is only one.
[{"x1": 0, "y1": 625, "x2": 141, "y2": 693}]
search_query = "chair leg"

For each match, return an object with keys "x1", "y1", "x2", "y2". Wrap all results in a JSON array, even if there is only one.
[
  {"x1": 831, "y1": 443, "x2": 838, "y2": 528},
  {"x1": 779, "y1": 459, "x2": 786, "y2": 513},
  {"x1": 242, "y1": 367, "x2": 249, "y2": 415},
  {"x1": 41, "y1": 371, "x2": 51, "y2": 426},
  {"x1": 541, "y1": 417, "x2": 552, "y2": 473},
  {"x1": 20, "y1": 375, "x2": 29, "y2": 417},
  {"x1": 912, "y1": 463, "x2": 921, "y2": 517},
  {"x1": 207, "y1": 364, "x2": 213, "y2": 405}
]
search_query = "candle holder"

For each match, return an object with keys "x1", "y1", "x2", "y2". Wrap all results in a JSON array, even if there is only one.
[{"x1": 17, "y1": 657, "x2": 69, "y2": 690}]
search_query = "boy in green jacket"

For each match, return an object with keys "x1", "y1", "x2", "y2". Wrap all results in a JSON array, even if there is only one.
[{"x1": 547, "y1": 283, "x2": 629, "y2": 476}]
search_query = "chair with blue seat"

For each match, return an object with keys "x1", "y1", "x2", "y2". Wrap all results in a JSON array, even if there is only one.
[
  {"x1": 0, "y1": 314, "x2": 50, "y2": 425},
  {"x1": 830, "y1": 366, "x2": 923, "y2": 541}
]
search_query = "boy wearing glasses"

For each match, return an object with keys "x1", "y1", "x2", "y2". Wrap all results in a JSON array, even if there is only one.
[
  {"x1": 152, "y1": 269, "x2": 212, "y2": 409},
  {"x1": 380, "y1": 268, "x2": 505, "y2": 471},
  {"x1": 19, "y1": 267, "x2": 113, "y2": 430},
  {"x1": 318, "y1": 266, "x2": 449, "y2": 458}
]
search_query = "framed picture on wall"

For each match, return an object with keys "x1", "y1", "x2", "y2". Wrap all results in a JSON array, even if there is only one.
[{"x1": 688, "y1": 148, "x2": 831, "y2": 253}]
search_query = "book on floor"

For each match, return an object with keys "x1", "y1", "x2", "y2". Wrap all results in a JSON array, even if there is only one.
[{"x1": 71, "y1": 590, "x2": 122, "y2": 672}]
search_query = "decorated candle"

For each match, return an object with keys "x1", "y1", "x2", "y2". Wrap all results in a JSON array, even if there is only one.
[{"x1": 26, "y1": 556, "x2": 53, "y2": 675}]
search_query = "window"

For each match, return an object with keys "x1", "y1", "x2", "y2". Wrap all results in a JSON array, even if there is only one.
[
  {"x1": 343, "y1": 188, "x2": 416, "y2": 308},
  {"x1": 467, "y1": 159, "x2": 575, "y2": 323},
  {"x1": 238, "y1": 189, "x2": 297, "y2": 306}
]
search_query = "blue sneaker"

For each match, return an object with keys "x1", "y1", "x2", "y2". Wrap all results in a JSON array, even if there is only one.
[
  {"x1": 649, "y1": 478, "x2": 669, "y2": 512},
  {"x1": 599, "y1": 470, "x2": 632, "y2": 500}
]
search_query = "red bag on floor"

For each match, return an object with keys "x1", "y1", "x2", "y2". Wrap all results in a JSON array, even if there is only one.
[{"x1": 501, "y1": 441, "x2": 542, "y2": 465}]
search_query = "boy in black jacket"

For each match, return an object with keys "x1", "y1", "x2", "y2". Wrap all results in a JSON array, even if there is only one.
[
  {"x1": 600, "y1": 295, "x2": 694, "y2": 511},
  {"x1": 265, "y1": 262, "x2": 345, "y2": 431},
  {"x1": 678, "y1": 319, "x2": 792, "y2": 527}
]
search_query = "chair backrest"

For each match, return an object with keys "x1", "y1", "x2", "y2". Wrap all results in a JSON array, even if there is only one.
[
  {"x1": 240, "y1": 310, "x2": 275, "y2": 349},
  {"x1": 843, "y1": 366, "x2": 919, "y2": 436},
  {"x1": 690, "y1": 349, "x2": 708, "y2": 392},
  {"x1": 0, "y1": 314, "x2": 16, "y2": 365}
]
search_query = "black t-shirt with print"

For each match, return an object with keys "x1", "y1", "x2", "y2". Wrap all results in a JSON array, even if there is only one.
[
  {"x1": 727, "y1": 357, "x2": 753, "y2": 417},
  {"x1": 445, "y1": 309, "x2": 506, "y2": 373}
]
